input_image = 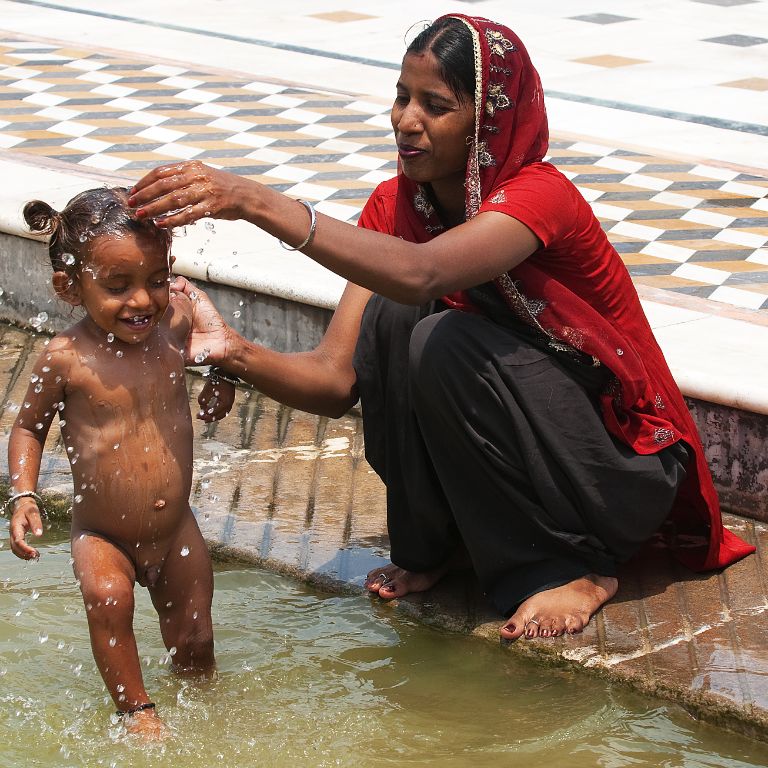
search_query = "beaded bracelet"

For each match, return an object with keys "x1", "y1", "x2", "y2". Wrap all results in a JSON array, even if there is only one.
[
  {"x1": 116, "y1": 702, "x2": 156, "y2": 717},
  {"x1": 204, "y1": 366, "x2": 241, "y2": 388},
  {"x1": 4, "y1": 490, "x2": 45, "y2": 516},
  {"x1": 279, "y1": 199, "x2": 317, "y2": 251}
]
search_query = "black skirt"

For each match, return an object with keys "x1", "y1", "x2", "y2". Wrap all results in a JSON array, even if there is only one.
[{"x1": 352, "y1": 294, "x2": 688, "y2": 615}]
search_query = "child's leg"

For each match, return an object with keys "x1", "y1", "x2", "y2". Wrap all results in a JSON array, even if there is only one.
[
  {"x1": 148, "y1": 516, "x2": 215, "y2": 672},
  {"x1": 71, "y1": 532, "x2": 152, "y2": 712}
]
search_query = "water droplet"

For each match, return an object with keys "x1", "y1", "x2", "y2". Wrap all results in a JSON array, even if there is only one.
[
  {"x1": 189, "y1": 291, "x2": 198, "y2": 300},
  {"x1": 31, "y1": 590, "x2": 40, "y2": 600},
  {"x1": 204, "y1": 221, "x2": 215, "y2": 232},
  {"x1": 116, "y1": 683, "x2": 125, "y2": 693},
  {"x1": 109, "y1": 637, "x2": 117, "y2": 647},
  {"x1": 113, "y1": 443, "x2": 119, "y2": 450},
  {"x1": 233, "y1": 310, "x2": 241, "y2": 318},
  {"x1": 62, "y1": 253, "x2": 76, "y2": 266},
  {"x1": 180, "y1": 546, "x2": 190, "y2": 557},
  {"x1": 42, "y1": 366, "x2": 50, "y2": 373},
  {"x1": 34, "y1": 383, "x2": 43, "y2": 394},
  {"x1": 35, "y1": 422, "x2": 43, "y2": 430},
  {"x1": 192, "y1": 611, "x2": 198, "y2": 620},
  {"x1": 30, "y1": 374, "x2": 39, "y2": 383},
  {"x1": 201, "y1": 479, "x2": 210, "y2": 490},
  {"x1": 169, "y1": 372, "x2": 176, "y2": 379},
  {"x1": 74, "y1": 494, "x2": 83, "y2": 503},
  {"x1": 106, "y1": 333, "x2": 115, "y2": 343},
  {"x1": 194, "y1": 351, "x2": 207, "y2": 364},
  {"x1": 79, "y1": 234, "x2": 87, "y2": 243},
  {"x1": 115, "y1": 350, "x2": 123, "y2": 358}
]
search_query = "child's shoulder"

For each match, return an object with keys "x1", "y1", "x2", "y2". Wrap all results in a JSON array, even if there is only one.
[
  {"x1": 44, "y1": 324, "x2": 86, "y2": 355},
  {"x1": 29, "y1": 324, "x2": 85, "y2": 376}
]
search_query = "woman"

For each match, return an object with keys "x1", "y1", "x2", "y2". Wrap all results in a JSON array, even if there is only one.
[{"x1": 128, "y1": 14, "x2": 754, "y2": 641}]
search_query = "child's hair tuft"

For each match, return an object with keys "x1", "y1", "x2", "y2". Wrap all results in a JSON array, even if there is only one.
[{"x1": 24, "y1": 187, "x2": 171, "y2": 274}]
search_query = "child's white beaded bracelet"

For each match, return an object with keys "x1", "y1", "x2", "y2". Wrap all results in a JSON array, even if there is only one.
[
  {"x1": 5, "y1": 490, "x2": 45, "y2": 515},
  {"x1": 279, "y1": 199, "x2": 317, "y2": 251},
  {"x1": 204, "y1": 366, "x2": 241, "y2": 388}
]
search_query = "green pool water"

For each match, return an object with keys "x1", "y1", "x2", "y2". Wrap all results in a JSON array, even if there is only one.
[{"x1": 2, "y1": 522, "x2": 768, "y2": 768}]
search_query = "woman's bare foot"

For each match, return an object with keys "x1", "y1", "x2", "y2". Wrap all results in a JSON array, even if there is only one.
[
  {"x1": 364, "y1": 563, "x2": 446, "y2": 600},
  {"x1": 499, "y1": 574, "x2": 618, "y2": 641}
]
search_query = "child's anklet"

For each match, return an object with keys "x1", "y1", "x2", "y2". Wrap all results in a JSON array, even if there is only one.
[
  {"x1": 116, "y1": 702, "x2": 156, "y2": 717},
  {"x1": 4, "y1": 490, "x2": 45, "y2": 515}
]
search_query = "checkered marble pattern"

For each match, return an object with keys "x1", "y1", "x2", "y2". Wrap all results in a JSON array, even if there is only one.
[{"x1": 1, "y1": 36, "x2": 767, "y2": 310}]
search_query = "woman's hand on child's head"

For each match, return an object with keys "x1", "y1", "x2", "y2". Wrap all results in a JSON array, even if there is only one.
[
  {"x1": 197, "y1": 379, "x2": 236, "y2": 423},
  {"x1": 171, "y1": 277, "x2": 231, "y2": 367},
  {"x1": 9, "y1": 500, "x2": 43, "y2": 560},
  {"x1": 128, "y1": 161, "x2": 243, "y2": 228}
]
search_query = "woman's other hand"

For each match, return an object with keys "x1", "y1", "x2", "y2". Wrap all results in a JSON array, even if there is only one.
[
  {"x1": 128, "y1": 161, "x2": 245, "y2": 228},
  {"x1": 197, "y1": 379, "x2": 236, "y2": 423},
  {"x1": 171, "y1": 276, "x2": 231, "y2": 367}
]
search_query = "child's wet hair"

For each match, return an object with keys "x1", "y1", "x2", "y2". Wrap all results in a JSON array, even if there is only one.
[{"x1": 23, "y1": 187, "x2": 171, "y2": 275}]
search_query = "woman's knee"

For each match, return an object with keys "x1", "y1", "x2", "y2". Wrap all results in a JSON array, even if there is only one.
[{"x1": 409, "y1": 310, "x2": 483, "y2": 395}]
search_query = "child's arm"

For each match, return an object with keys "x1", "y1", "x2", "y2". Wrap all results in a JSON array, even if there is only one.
[{"x1": 7, "y1": 349, "x2": 66, "y2": 560}]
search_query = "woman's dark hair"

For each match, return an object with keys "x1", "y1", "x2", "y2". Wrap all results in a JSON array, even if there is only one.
[
  {"x1": 406, "y1": 17, "x2": 475, "y2": 103},
  {"x1": 23, "y1": 187, "x2": 171, "y2": 275}
]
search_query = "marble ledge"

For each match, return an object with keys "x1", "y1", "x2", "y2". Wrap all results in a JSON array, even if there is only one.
[{"x1": 1, "y1": 157, "x2": 767, "y2": 416}]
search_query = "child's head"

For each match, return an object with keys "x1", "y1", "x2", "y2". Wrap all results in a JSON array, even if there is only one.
[{"x1": 24, "y1": 187, "x2": 174, "y2": 344}]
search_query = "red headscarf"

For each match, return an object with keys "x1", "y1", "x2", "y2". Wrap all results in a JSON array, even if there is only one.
[{"x1": 360, "y1": 14, "x2": 753, "y2": 570}]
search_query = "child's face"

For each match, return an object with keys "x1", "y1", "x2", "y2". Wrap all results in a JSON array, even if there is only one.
[{"x1": 75, "y1": 233, "x2": 171, "y2": 344}]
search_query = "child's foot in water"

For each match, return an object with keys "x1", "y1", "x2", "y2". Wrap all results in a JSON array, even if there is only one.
[
  {"x1": 499, "y1": 574, "x2": 618, "y2": 641},
  {"x1": 123, "y1": 708, "x2": 165, "y2": 739},
  {"x1": 364, "y1": 563, "x2": 446, "y2": 599}
]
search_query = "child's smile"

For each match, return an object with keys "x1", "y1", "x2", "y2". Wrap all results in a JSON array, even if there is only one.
[{"x1": 74, "y1": 233, "x2": 171, "y2": 345}]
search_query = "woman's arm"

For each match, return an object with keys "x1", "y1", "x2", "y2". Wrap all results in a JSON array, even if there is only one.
[
  {"x1": 173, "y1": 276, "x2": 371, "y2": 418},
  {"x1": 129, "y1": 162, "x2": 540, "y2": 305},
  {"x1": 167, "y1": 288, "x2": 235, "y2": 422}
]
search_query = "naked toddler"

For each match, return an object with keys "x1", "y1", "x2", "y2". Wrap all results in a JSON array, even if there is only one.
[{"x1": 7, "y1": 187, "x2": 234, "y2": 735}]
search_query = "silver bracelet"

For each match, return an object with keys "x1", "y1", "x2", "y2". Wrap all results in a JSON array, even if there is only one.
[
  {"x1": 5, "y1": 490, "x2": 45, "y2": 515},
  {"x1": 279, "y1": 199, "x2": 317, "y2": 251}
]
